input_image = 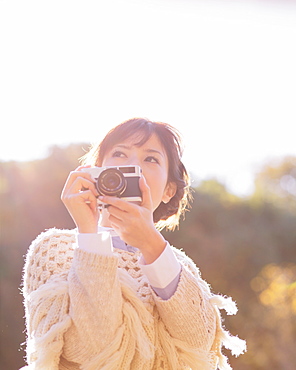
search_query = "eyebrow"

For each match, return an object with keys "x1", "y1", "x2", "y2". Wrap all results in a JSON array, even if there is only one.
[
  {"x1": 145, "y1": 148, "x2": 165, "y2": 158},
  {"x1": 114, "y1": 144, "x2": 165, "y2": 158}
]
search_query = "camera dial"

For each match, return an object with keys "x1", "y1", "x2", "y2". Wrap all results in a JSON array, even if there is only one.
[{"x1": 96, "y1": 168, "x2": 126, "y2": 196}]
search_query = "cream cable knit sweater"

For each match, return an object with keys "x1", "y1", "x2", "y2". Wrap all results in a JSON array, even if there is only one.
[{"x1": 22, "y1": 228, "x2": 246, "y2": 370}]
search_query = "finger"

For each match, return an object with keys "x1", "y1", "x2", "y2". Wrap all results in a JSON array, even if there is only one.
[
  {"x1": 108, "y1": 212, "x2": 124, "y2": 230},
  {"x1": 139, "y1": 176, "x2": 153, "y2": 210},
  {"x1": 64, "y1": 177, "x2": 98, "y2": 198},
  {"x1": 75, "y1": 190, "x2": 97, "y2": 206},
  {"x1": 107, "y1": 204, "x2": 126, "y2": 221},
  {"x1": 75, "y1": 165, "x2": 91, "y2": 170},
  {"x1": 81, "y1": 190, "x2": 99, "y2": 212},
  {"x1": 62, "y1": 184, "x2": 99, "y2": 214},
  {"x1": 98, "y1": 196, "x2": 133, "y2": 212},
  {"x1": 62, "y1": 167, "x2": 94, "y2": 194},
  {"x1": 71, "y1": 177, "x2": 98, "y2": 194}
]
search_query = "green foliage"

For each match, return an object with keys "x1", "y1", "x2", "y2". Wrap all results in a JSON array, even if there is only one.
[{"x1": 1, "y1": 148, "x2": 295, "y2": 369}]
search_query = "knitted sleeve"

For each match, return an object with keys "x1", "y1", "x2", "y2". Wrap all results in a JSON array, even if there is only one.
[
  {"x1": 63, "y1": 247, "x2": 124, "y2": 362},
  {"x1": 152, "y1": 247, "x2": 246, "y2": 370},
  {"x1": 22, "y1": 229, "x2": 75, "y2": 369},
  {"x1": 22, "y1": 229, "x2": 128, "y2": 369},
  {"x1": 22, "y1": 229, "x2": 154, "y2": 370}
]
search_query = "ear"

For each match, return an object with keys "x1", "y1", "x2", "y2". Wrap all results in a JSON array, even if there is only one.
[{"x1": 162, "y1": 182, "x2": 177, "y2": 204}]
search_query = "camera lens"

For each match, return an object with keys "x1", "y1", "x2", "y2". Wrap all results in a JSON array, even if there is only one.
[{"x1": 97, "y1": 168, "x2": 126, "y2": 196}]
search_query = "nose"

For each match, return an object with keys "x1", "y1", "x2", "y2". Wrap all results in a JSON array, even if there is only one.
[{"x1": 125, "y1": 154, "x2": 141, "y2": 167}]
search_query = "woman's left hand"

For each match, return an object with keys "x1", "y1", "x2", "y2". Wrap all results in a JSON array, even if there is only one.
[{"x1": 99, "y1": 176, "x2": 166, "y2": 264}]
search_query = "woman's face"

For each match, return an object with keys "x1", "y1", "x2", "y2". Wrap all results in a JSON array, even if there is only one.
[{"x1": 101, "y1": 133, "x2": 175, "y2": 211}]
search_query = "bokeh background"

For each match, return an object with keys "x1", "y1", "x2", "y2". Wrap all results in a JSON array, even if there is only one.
[
  {"x1": 1, "y1": 146, "x2": 296, "y2": 369},
  {"x1": 1, "y1": 0, "x2": 296, "y2": 369}
]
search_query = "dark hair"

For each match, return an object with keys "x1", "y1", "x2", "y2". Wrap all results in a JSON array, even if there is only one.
[{"x1": 81, "y1": 118, "x2": 191, "y2": 230}]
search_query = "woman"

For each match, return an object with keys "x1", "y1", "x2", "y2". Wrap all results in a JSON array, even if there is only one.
[{"x1": 22, "y1": 118, "x2": 246, "y2": 369}]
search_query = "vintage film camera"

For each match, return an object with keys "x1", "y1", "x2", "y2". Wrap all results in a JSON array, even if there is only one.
[{"x1": 82, "y1": 165, "x2": 142, "y2": 204}]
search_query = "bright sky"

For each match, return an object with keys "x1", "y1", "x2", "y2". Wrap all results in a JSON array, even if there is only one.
[{"x1": 1, "y1": 0, "x2": 296, "y2": 196}]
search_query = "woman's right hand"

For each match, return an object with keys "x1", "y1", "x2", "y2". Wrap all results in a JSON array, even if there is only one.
[{"x1": 61, "y1": 166, "x2": 100, "y2": 233}]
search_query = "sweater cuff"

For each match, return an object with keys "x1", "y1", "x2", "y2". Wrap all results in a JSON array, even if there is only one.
[
  {"x1": 139, "y1": 243, "x2": 181, "y2": 289},
  {"x1": 76, "y1": 232, "x2": 113, "y2": 256}
]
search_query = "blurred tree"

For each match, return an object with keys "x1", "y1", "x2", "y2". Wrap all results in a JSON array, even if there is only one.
[
  {"x1": 1, "y1": 147, "x2": 296, "y2": 370},
  {"x1": 196, "y1": 178, "x2": 240, "y2": 204},
  {"x1": 0, "y1": 143, "x2": 86, "y2": 369},
  {"x1": 250, "y1": 263, "x2": 296, "y2": 369},
  {"x1": 163, "y1": 177, "x2": 296, "y2": 370},
  {"x1": 252, "y1": 156, "x2": 296, "y2": 212}
]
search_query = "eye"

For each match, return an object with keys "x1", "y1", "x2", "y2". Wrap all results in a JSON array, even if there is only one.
[
  {"x1": 112, "y1": 151, "x2": 126, "y2": 158},
  {"x1": 145, "y1": 156, "x2": 159, "y2": 164}
]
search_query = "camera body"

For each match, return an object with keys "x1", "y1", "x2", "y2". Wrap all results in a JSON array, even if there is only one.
[{"x1": 82, "y1": 165, "x2": 142, "y2": 204}]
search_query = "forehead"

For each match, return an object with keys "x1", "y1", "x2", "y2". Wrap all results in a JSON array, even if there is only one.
[
  {"x1": 118, "y1": 133, "x2": 165, "y2": 151},
  {"x1": 122, "y1": 133, "x2": 164, "y2": 150},
  {"x1": 98, "y1": 124, "x2": 172, "y2": 166}
]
